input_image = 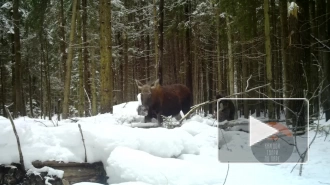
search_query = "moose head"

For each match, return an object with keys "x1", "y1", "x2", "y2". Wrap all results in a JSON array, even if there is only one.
[{"x1": 135, "y1": 79, "x2": 160, "y2": 115}]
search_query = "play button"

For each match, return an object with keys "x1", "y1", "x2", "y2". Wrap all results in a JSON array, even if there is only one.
[{"x1": 249, "y1": 116, "x2": 278, "y2": 147}]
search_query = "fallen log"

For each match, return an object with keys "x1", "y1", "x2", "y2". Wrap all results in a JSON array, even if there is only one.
[
  {"x1": 131, "y1": 122, "x2": 159, "y2": 128},
  {"x1": 32, "y1": 161, "x2": 108, "y2": 185}
]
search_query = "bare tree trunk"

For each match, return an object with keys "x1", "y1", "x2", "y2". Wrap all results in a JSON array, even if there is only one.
[
  {"x1": 82, "y1": 0, "x2": 91, "y2": 117},
  {"x1": 77, "y1": 1, "x2": 84, "y2": 117},
  {"x1": 185, "y1": 0, "x2": 193, "y2": 103},
  {"x1": 158, "y1": 0, "x2": 164, "y2": 84},
  {"x1": 0, "y1": 48, "x2": 6, "y2": 117},
  {"x1": 13, "y1": 0, "x2": 24, "y2": 117},
  {"x1": 146, "y1": 32, "x2": 151, "y2": 81},
  {"x1": 279, "y1": 0, "x2": 289, "y2": 119},
  {"x1": 63, "y1": 0, "x2": 79, "y2": 119},
  {"x1": 153, "y1": 0, "x2": 158, "y2": 80},
  {"x1": 226, "y1": 12, "x2": 234, "y2": 96},
  {"x1": 59, "y1": 0, "x2": 67, "y2": 85},
  {"x1": 45, "y1": 41, "x2": 52, "y2": 120},
  {"x1": 99, "y1": 0, "x2": 113, "y2": 113},
  {"x1": 264, "y1": 0, "x2": 274, "y2": 119},
  {"x1": 216, "y1": 0, "x2": 222, "y2": 93},
  {"x1": 90, "y1": 47, "x2": 97, "y2": 116}
]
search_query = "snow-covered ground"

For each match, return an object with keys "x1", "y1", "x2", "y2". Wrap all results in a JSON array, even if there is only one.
[{"x1": 0, "y1": 100, "x2": 329, "y2": 185}]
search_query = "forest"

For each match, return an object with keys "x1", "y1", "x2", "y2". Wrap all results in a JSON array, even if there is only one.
[{"x1": 0, "y1": 0, "x2": 329, "y2": 126}]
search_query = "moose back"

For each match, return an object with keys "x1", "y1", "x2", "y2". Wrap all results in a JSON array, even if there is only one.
[{"x1": 135, "y1": 79, "x2": 192, "y2": 125}]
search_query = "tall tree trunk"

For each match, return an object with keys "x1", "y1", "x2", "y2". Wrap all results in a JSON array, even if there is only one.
[
  {"x1": 153, "y1": 0, "x2": 159, "y2": 80},
  {"x1": 0, "y1": 51, "x2": 6, "y2": 118},
  {"x1": 77, "y1": 0, "x2": 84, "y2": 117},
  {"x1": 99, "y1": 0, "x2": 113, "y2": 113},
  {"x1": 62, "y1": 0, "x2": 79, "y2": 119},
  {"x1": 90, "y1": 47, "x2": 97, "y2": 116},
  {"x1": 59, "y1": 0, "x2": 67, "y2": 85},
  {"x1": 123, "y1": 31, "x2": 128, "y2": 102},
  {"x1": 45, "y1": 41, "x2": 52, "y2": 120},
  {"x1": 82, "y1": 0, "x2": 91, "y2": 116},
  {"x1": 146, "y1": 32, "x2": 151, "y2": 81},
  {"x1": 317, "y1": 0, "x2": 330, "y2": 121},
  {"x1": 13, "y1": 0, "x2": 24, "y2": 117},
  {"x1": 309, "y1": 0, "x2": 319, "y2": 117},
  {"x1": 216, "y1": 0, "x2": 222, "y2": 93},
  {"x1": 226, "y1": 12, "x2": 234, "y2": 96},
  {"x1": 158, "y1": 0, "x2": 164, "y2": 84},
  {"x1": 264, "y1": 0, "x2": 274, "y2": 119},
  {"x1": 287, "y1": 2, "x2": 306, "y2": 128},
  {"x1": 185, "y1": 0, "x2": 193, "y2": 104},
  {"x1": 279, "y1": 0, "x2": 289, "y2": 118}
]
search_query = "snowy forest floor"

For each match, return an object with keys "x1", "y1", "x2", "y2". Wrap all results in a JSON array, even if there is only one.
[{"x1": 0, "y1": 100, "x2": 329, "y2": 185}]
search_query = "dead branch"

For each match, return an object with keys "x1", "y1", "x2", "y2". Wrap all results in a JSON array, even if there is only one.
[
  {"x1": 311, "y1": 34, "x2": 330, "y2": 51},
  {"x1": 178, "y1": 83, "x2": 270, "y2": 125},
  {"x1": 4, "y1": 105, "x2": 25, "y2": 170},
  {"x1": 33, "y1": 120, "x2": 48, "y2": 127},
  {"x1": 78, "y1": 124, "x2": 87, "y2": 162}
]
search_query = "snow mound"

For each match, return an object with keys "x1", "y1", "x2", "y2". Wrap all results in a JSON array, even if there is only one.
[{"x1": 107, "y1": 146, "x2": 224, "y2": 185}]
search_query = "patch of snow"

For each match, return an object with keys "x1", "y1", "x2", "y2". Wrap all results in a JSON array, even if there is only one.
[
  {"x1": 27, "y1": 166, "x2": 64, "y2": 178},
  {"x1": 107, "y1": 146, "x2": 224, "y2": 185},
  {"x1": 0, "y1": 100, "x2": 329, "y2": 185}
]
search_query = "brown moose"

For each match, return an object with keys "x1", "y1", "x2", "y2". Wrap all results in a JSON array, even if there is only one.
[
  {"x1": 135, "y1": 79, "x2": 192, "y2": 125},
  {"x1": 215, "y1": 94, "x2": 236, "y2": 122}
]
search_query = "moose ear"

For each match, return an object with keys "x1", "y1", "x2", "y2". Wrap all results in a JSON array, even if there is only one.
[
  {"x1": 151, "y1": 79, "x2": 160, "y2": 89},
  {"x1": 135, "y1": 79, "x2": 143, "y2": 90}
]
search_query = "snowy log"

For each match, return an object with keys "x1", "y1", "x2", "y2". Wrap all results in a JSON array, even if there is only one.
[
  {"x1": 32, "y1": 161, "x2": 108, "y2": 185},
  {"x1": 131, "y1": 122, "x2": 159, "y2": 128}
]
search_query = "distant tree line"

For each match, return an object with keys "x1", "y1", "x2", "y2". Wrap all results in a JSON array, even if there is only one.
[{"x1": 0, "y1": 0, "x2": 329, "y2": 127}]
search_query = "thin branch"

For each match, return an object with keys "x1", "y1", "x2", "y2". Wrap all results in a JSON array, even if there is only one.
[
  {"x1": 78, "y1": 124, "x2": 87, "y2": 162},
  {"x1": 245, "y1": 75, "x2": 252, "y2": 92},
  {"x1": 222, "y1": 162, "x2": 230, "y2": 185},
  {"x1": 311, "y1": 34, "x2": 330, "y2": 51},
  {"x1": 34, "y1": 120, "x2": 48, "y2": 127},
  {"x1": 4, "y1": 105, "x2": 25, "y2": 170},
  {"x1": 178, "y1": 83, "x2": 270, "y2": 125}
]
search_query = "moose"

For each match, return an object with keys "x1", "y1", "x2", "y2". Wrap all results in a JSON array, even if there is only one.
[
  {"x1": 135, "y1": 79, "x2": 192, "y2": 126},
  {"x1": 214, "y1": 94, "x2": 236, "y2": 122}
]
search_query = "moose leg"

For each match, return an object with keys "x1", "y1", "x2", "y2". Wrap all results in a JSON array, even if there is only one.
[
  {"x1": 144, "y1": 109, "x2": 153, "y2": 123},
  {"x1": 144, "y1": 115, "x2": 152, "y2": 123},
  {"x1": 156, "y1": 113, "x2": 163, "y2": 126}
]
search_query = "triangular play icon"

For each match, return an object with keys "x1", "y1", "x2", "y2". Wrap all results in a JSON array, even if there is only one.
[{"x1": 249, "y1": 116, "x2": 279, "y2": 146}]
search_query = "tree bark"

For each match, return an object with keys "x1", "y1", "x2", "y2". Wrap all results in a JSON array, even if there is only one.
[
  {"x1": 63, "y1": 0, "x2": 79, "y2": 119},
  {"x1": 59, "y1": 0, "x2": 67, "y2": 85},
  {"x1": 158, "y1": 0, "x2": 164, "y2": 84},
  {"x1": 264, "y1": 0, "x2": 274, "y2": 119},
  {"x1": 82, "y1": 0, "x2": 91, "y2": 117},
  {"x1": 153, "y1": 0, "x2": 159, "y2": 80},
  {"x1": 226, "y1": 12, "x2": 234, "y2": 96},
  {"x1": 13, "y1": 0, "x2": 24, "y2": 117},
  {"x1": 99, "y1": 0, "x2": 113, "y2": 113},
  {"x1": 77, "y1": 0, "x2": 84, "y2": 117},
  {"x1": 90, "y1": 48, "x2": 97, "y2": 116}
]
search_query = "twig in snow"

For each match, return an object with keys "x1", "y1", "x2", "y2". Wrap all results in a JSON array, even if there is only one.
[
  {"x1": 222, "y1": 162, "x2": 230, "y2": 185},
  {"x1": 122, "y1": 102, "x2": 128, "y2": 108},
  {"x1": 4, "y1": 105, "x2": 25, "y2": 170},
  {"x1": 78, "y1": 124, "x2": 87, "y2": 162},
  {"x1": 34, "y1": 120, "x2": 48, "y2": 127}
]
